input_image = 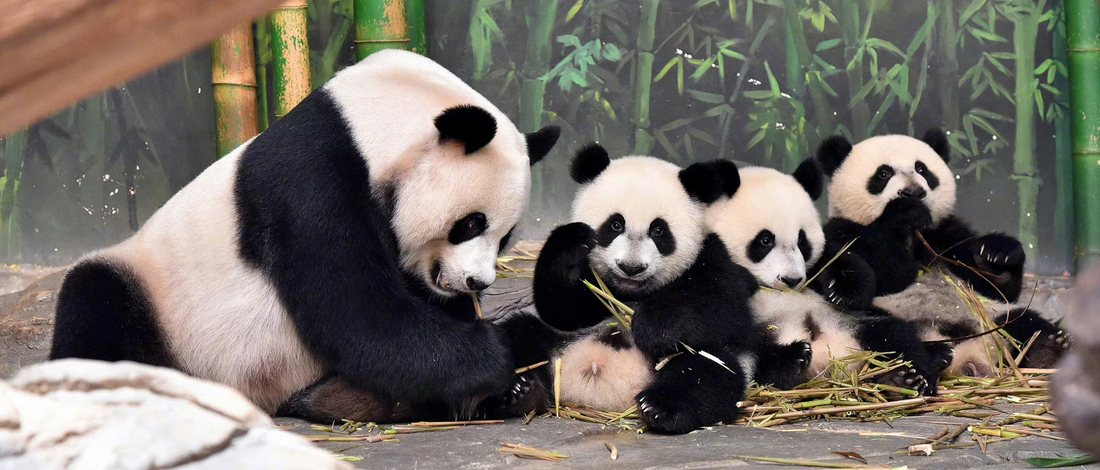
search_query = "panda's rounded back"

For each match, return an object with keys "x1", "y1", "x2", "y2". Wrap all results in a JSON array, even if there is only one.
[
  {"x1": 706, "y1": 166, "x2": 824, "y2": 289},
  {"x1": 827, "y1": 134, "x2": 956, "y2": 226},
  {"x1": 571, "y1": 156, "x2": 708, "y2": 293}
]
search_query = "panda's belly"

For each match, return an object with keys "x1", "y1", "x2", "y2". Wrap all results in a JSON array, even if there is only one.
[
  {"x1": 752, "y1": 290, "x2": 862, "y2": 377},
  {"x1": 115, "y1": 151, "x2": 324, "y2": 412},
  {"x1": 555, "y1": 334, "x2": 653, "y2": 412}
]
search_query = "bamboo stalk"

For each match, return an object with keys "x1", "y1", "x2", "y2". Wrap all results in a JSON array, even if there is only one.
[
  {"x1": 271, "y1": 0, "x2": 312, "y2": 118},
  {"x1": 355, "y1": 0, "x2": 410, "y2": 61},
  {"x1": 1011, "y1": 5, "x2": 1041, "y2": 262},
  {"x1": 841, "y1": 0, "x2": 869, "y2": 140},
  {"x1": 212, "y1": 23, "x2": 260, "y2": 157},
  {"x1": 1066, "y1": 0, "x2": 1100, "y2": 271},
  {"x1": 406, "y1": 0, "x2": 427, "y2": 55},
  {"x1": 633, "y1": 0, "x2": 660, "y2": 155},
  {"x1": 1052, "y1": 9, "x2": 1074, "y2": 266},
  {"x1": 254, "y1": 18, "x2": 272, "y2": 132},
  {"x1": 936, "y1": 0, "x2": 960, "y2": 132}
]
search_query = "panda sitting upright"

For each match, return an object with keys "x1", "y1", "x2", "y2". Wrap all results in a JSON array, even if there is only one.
[
  {"x1": 49, "y1": 50, "x2": 561, "y2": 422},
  {"x1": 706, "y1": 158, "x2": 949, "y2": 394},
  {"x1": 524, "y1": 143, "x2": 808, "y2": 434},
  {"x1": 816, "y1": 130, "x2": 1069, "y2": 375}
]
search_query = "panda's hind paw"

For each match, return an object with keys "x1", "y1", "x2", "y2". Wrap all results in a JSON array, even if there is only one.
[
  {"x1": 877, "y1": 366, "x2": 932, "y2": 396},
  {"x1": 1020, "y1": 329, "x2": 1071, "y2": 369}
]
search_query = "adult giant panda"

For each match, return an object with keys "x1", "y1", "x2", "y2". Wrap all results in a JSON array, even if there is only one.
[
  {"x1": 817, "y1": 130, "x2": 1069, "y2": 376},
  {"x1": 516, "y1": 143, "x2": 809, "y2": 434},
  {"x1": 49, "y1": 50, "x2": 562, "y2": 421},
  {"x1": 706, "y1": 159, "x2": 950, "y2": 395}
]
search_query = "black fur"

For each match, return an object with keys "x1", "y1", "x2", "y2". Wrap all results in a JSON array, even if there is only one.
[
  {"x1": 525, "y1": 126, "x2": 561, "y2": 165},
  {"x1": 797, "y1": 230, "x2": 813, "y2": 262},
  {"x1": 792, "y1": 158, "x2": 824, "y2": 200},
  {"x1": 994, "y1": 308, "x2": 1070, "y2": 369},
  {"x1": 866, "y1": 165, "x2": 894, "y2": 195},
  {"x1": 921, "y1": 128, "x2": 951, "y2": 163},
  {"x1": 235, "y1": 90, "x2": 514, "y2": 411},
  {"x1": 596, "y1": 213, "x2": 625, "y2": 248},
  {"x1": 649, "y1": 218, "x2": 676, "y2": 255},
  {"x1": 434, "y1": 105, "x2": 497, "y2": 154},
  {"x1": 754, "y1": 341, "x2": 813, "y2": 390},
  {"x1": 570, "y1": 142, "x2": 611, "y2": 184},
  {"x1": 815, "y1": 135, "x2": 853, "y2": 176},
  {"x1": 918, "y1": 216, "x2": 1024, "y2": 302},
  {"x1": 809, "y1": 252, "x2": 877, "y2": 311},
  {"x1": 748, "y1": 230, "x2": 776, "y2": 263},
  {"x1": 50, "y1": 261, "x2": 174, "y2": 367},
  {"x1": 856, "y1": 313, "x2": 943, "y2": 396},
  {"x1": 532, "y1": 222, "x2": 608, "y2": 331},
  {"x1": 915, "y1": 161, "x2": 939, "y2": 190},
  {"x1": 823, "y1": 197, "x2": 933, "y2": 296},
  {"x1": 679, "y1": 160, "x2": 736, "y2": 204},
  {"x1": 449, "y1": 212, "x2": 488, "y2": 244}
]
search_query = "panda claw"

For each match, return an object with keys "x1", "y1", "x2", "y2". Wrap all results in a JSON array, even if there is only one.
[
  {"x1": 828, "y1": 279, "x2": 836, "y2": 289},
  {"x1": 980, "y1": 245, "x2": 985, "y2": 256}
]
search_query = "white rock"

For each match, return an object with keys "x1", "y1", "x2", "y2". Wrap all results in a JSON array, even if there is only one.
[{"x1": 0, "y1": 359, "x2": 350, "y2": 470}]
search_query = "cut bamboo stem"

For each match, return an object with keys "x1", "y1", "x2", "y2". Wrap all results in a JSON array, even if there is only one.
[
  {"x1": 212, "y1": 23, "x2": 260, "y2": 157},
  {"x1": 354, "y1": 0, "x2": 410, "y2": 61},
  {"x1": 271, "y1": 0, "x2": 312, "y2": 118}
]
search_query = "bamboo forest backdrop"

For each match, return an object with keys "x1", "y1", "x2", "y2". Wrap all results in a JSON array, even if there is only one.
[{"x1": 0, "y1": 0, "x2": 1083, "y2": 276}]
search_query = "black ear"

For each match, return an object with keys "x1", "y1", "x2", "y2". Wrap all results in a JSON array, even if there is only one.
[
  {"x1": 921, "y1": 128, "x2": 950, "y2": 163},
  {"x1": 435, "y1": 105, "x2": 497, "y2": 154},
  {"x1": 570, "y1": 142, "x2": 610, "y2": 184},
  {"x1": 792, "y1": 158, "x2": 825, "y2": 200},
  {"x1": 525, "y1": 126, "x2": 561, "y2": 166},
  {"x1": 815, "y1": 135, "x2": 853, "y2": 177},
  {"x1": 680, "y1": 159, "x2": 739, "y2": 204}
]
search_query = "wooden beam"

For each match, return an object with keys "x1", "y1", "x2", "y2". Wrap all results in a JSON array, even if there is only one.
[{"x1": 0, "y1": 0, "x2": 286, "y2": 136}]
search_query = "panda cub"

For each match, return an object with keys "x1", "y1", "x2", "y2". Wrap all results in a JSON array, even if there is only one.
[
  {"x1": 50, "y1": 50, "x2": 561, "y2": 423},
  {"x1": 706, "y1": 159, "x2": 948, "y2": 395},
  {"x1": 524, "y1": 143, "x2": 808, "y2": 434},
  {"x1": 817, "y1": 130, "x2": 1070, "y2": 376}
]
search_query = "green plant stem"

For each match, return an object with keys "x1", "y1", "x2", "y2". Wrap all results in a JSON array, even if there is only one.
[
  {"x1": 841, "y1": 0, "x2": 869, "y2": 140},
  {"x1": 271, "y1": 0, "x2": 312, "y2": 118},
  {"x1": 1066, "y1": 0, "x2": 1100, "y2": 271},
  {"x1": 633, "y1": 0, "x2": 659, "y2": 155},
  {"x1": 254, "y1": 18, "x2": 271, "y2": 132},
  {"x1": 354, "y1": 0, "x2": 410, "y2": 61},
  {"x1": 937, "y1": 0, "x2": 960, "y2": 132},
  {"x1": 211, "y1": 23, "x2": 260, "y2": 157},
  {"x1": 1052, "y1": 5, "x2": 1073, "y2": 272},
  {"x1": 0, "y1": 130, "x2": 26, "y2": 260},
  {"x1": 1011, "y1": 5, "x2": 1040, "y2": 262}
]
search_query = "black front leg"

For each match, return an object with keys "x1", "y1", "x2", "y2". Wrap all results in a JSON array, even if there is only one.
[
  {"x1": 533, "y1": 222, "x2": 611, "y2": 331},
  {"x1": 635, "y1": 348, "x2": 747, "y2": 434},
  {"x1": 809, "y1": 253, "x2": 876, "y2": 311}
]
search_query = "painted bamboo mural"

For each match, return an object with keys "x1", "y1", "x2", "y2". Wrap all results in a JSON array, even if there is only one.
[
  {"x1": 211, "y1": 23, "x2": 260, "y2": 157},
  {"x1": 271, "y1": 0, "x2": 312, "y2": 118},
  {"x1": 407, "y1": 0, "x2": 427, "y2": 55},
  {"x1": 632, "y1": 0, "x2": 659, "y2": 155},
  {"x1": 519, "y1": 0, "x2": 559, "y2": 134},
  {"x1": 1066, "y1": 0, "x2": 1100, "y2": 271},
  {"x1": 354, "y1": 0, "x2": 410, "y2": 61},
  {"x1": 1007, "y1": 2, "x2": 1042, "y2": 260}
]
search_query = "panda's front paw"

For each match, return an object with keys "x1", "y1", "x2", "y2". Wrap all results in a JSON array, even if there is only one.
[
  {"x1": 925, "y1": 342, "x2": 956, "y2": 376},
  {"x1": 540, "y1": 222, "x2": 598, "y2": 282},
  {"x1": 812, "y1": 256, "x2": 875, "y2": 311},
  {"x1": 477, "y1": 372, "x2": 547, "y2": 418},
  {"x1": 970, "y1": 234, "x2": 1025, "y2": 272},
  {"x1": 636, "y1": 387, "x2": 700, "y2": 435},
  {"x1": 881, "y1": 197, "x2": 933, "y2": 233},
  {"x1": 877, "y1": 364, "x2": 933, "y2": 396}
]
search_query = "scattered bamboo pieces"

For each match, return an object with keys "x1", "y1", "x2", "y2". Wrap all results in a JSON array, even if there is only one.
[
  {"x1": 554, "y1": 358, "x2": 563, "y2": 418},
  {"x1": 733, "y1": 455, "x2": 899, "y2": 469},
  {"x1": 306, "y1": 434, "x2": 396, "y2": 443},
  {"x1": 605, "y1": 442, "x2": 619, "y2": 460},
  {"x1": 907, "y1": 444, "x2": 934, "y2": 456},
  {"x1": 471, "y1": 293, "x2": 484, "y2": 319},
  {"x1": 407, "y1": 420, "x2": 503, "y2": 427},
  {"x1": 515, "y1": 360, "x2": 549, "y2": 374},
  {"x1": 497, "y1": 443, "x2": 569, "y2": 462}
]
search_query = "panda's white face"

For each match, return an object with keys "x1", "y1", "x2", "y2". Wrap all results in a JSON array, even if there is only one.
[
  {"x1": 393, "y1": 134, "x2": 531, "y2": 297},
  {"x1": 828, "y1": 135, "x2": 956, "y2": 226},
  {"x1": 707, "y1": 167, "x2": 825, "y2": 289},
  {"x1": 572, "y1": 157, "x2": 706, "y2": 296}
]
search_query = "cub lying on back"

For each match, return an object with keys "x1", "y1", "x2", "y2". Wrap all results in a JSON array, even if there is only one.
[{"x1": 817, "y1": 130, "x2": 1070, "y2": 376}]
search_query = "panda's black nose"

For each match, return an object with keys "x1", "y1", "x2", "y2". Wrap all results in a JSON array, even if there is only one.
[
  {"x1": 618, "y1": 262, "x2": 648, "y2": 276},
  {"x1": 781, "y1": 276, "x2": 804, "y2": 288},
  {"x1": 466, "y1": 277, "x2": 490, "y2": 291},
  {"x1": 900, "y1": 185, "x2": 926, "y2": 199}
]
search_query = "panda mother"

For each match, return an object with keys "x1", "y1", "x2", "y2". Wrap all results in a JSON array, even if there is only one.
[{"x1": 49, "y1": 50, "x2": 560, "y2": 419}]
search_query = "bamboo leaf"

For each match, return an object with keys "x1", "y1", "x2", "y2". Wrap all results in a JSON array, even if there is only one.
[
  {"x1": 959, "y1": 0, "x2": 987, "y2": 27},
  {"x1": 816, "y1": 38, "x2": 842, "y2": 52},
  {"x1": 688, "y1": 89, "x2": 726, "y2": 104},
  {"x1": 848, "y1": 79, "x2": 876, "y2": 109},
  {"x1": 971, "y1": 108, "x2": 1014, "y2": 121},
  {"x1": 747, "y1": 128, "x2": 768, "y2": 149},
  {"x1": 1023, "y1": 455, "x2": 1098, "y2": 468},
  {"x1": 566, "y1": 0, "x2": 584, "y2": 22},
  {"x1": 968, "y1": 114, "x2": 1005, "y2": 140},
  {"x1": 657, "y1": 118, "x2": 694, "y2": 132},
  {"x1": 970, "y1": 28, "x2": 1007, "y2": 43},
  {"x1": 865, "y1": 38, "x2": 905, "y2": 57},
  {"x1": 989, "y1": 52, "x2": 1016, "y2": 60},
  {"x1": 691, "y1": 56, "x2": 717, "y2": 80},
  {"x1": 983, "y1": 53, "x2": 1010, "y2": 75},
  {"x1": 743, "y1": 90, "x2": 777, "y2": 100},
  {"x1": 1040, "y1": 83, "x2": 1061, "y2": 95},
  {"x1": 687, "y1": 128, "x2": 719, "y2": 146},
  {"x1": 906, "y1": 7, "x2": 937, "y2": 58},
  {"x1": 703, "y1": 104, "x2": 732, "y2": 118},
  {"x1": 677, "y1": 58, "x2": 685, "y2": 95},
  {"x1": 764, "y1": 61, "x2": 781, "y2": 98},
  {"x1": 720, "y1": 48, "x2": 747, "y2": 60},
  {"x1": 654, "y1": 57, "x2": 680, "y2": 82},
  {"x1": 1034, "y1": 89, "x2": 1046, "y2": 120},
  {"x1": 1034, "y1": 58, "x2": 1053, "y2": 75}
]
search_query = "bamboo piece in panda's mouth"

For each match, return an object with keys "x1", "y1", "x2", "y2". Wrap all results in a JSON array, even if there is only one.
[{"x1": 470, "y1": 293, "x2": 483, "y2": 319}]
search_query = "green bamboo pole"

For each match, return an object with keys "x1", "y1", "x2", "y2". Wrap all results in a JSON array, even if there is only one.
[
  {"x1": 271, "y1": 0, "x2": 312, "y2": 118},
  {"x1": 212, "y1": 23, "x2": 260, "y2": 157},
  {"x1": 841, "y1": 0, "x2": 869, "y2": 140},
  {"x1": 355, "y1": 0, "x2": 410, "y2": 61},
  {"x1": 407, "y1": 0, "x2": 427, "y2": 55},
  {"x1": 0, "y1": 130, "x2": 26, "y2": 260},
  {"x1": 936, "y1": 0, "x2": 960, "y2": 132},
  {"x1": 633, "y1": 0, "x2": 659, "y2": 155},
  {"x1": 519, "y1": 0, "x2": 559, "y2": 133},
  {"x1": 1011, "y1": 5, "x2": 1040, "y2": 263},
  {"x1": 1052, "y1": 5, "x2": 1074, "y2": 273},
  {"x1": 1066, "y1": 0, "x2": 1100, "y2": 272},
  {"x1": 254, "y1": 18, "x2": 272, "y2": 131},
  {"x1": 782, "y1": 0, "x2": 831, "y2": 160}
]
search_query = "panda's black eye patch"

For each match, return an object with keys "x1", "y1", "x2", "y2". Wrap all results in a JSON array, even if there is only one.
[
  {"x1": 915, "y1": 161, "x2": 939, "y2": 190},
  {"x1": 449, "y1": 212, "x2": 487, "y2": 244},
  {"x1": 597, "y1": 213, "x2": 626, "y2": 247},
  {"x1": 797, "y1": 229, "x2": 812, "y2": 262},
  {"x1": 498, "y1": 226, "x2": 516, "y2": 254},
  {"x1": 866, "y1": 165, "x2": 894, "y2": 195},
  {"x1": 648, "y1": 218, "x2": 676, "y2": 255},
  {"x1": 748, "y1": 229, "x2": 776, "y2": 263}
]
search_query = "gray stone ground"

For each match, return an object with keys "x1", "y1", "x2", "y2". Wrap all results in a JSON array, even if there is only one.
[{"x1": 2, "y1": 255, "x2": 1095, "y2": 469}]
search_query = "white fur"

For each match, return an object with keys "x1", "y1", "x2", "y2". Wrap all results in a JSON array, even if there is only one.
[
  {"x1": 80, "y1": 51, "x2": 535, "y2": 410},
  {"x1": 572, "y1": 156, "x2": 706, "y2": 293},
  {"x1": 556, "y1": 334, "x2": 654, "y2": 411},
  {"x1": 326, "y1": 50, "x2": 532, "y2": 296},
  {"x1": 827, "y1": 135, "x2": 956, "y2": 226},
  {"x1": 752, "y1": 291, "x2": 863, "y2": 377},
  {"x1": 707, "y1": 167, "x2": 824, "y2": 288}
]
